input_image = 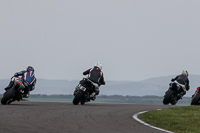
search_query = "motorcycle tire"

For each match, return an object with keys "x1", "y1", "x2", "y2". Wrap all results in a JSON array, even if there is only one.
[
  {"x1": 1, "y1": 88, "x2": 16, "y2": 105},
  {"x1": 73, "y1": 91, "x2": 83, "y2": 105},
  {"x1": 191, "y1": 93, "x2": 200, "y2": 105},
  {"x1": 163, "y1": 90, "x2": 174, "y2": 105}
]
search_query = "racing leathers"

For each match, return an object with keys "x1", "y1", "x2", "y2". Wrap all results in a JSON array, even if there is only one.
[
  {"x1": 82, "y1": 66, "x2": 105, "y2": 100},
  {"x1": 5, "y1": 70, "x2": 36, "y2": 98},
  {"x1": 192, "y1": 87, "x2": 200, "y2": 98},
  {"x1": 171, "y1": 74, "x2": 190, "y2": 98}
]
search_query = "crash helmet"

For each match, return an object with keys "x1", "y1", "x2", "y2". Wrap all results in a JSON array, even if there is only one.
[
  {"x1": 27, "y1": 66, "x2": 34, "y2": 72},
  {"x1": 94, "y1": 62, "x2": 102, "y2": 70},
  {"x1": 182, "y1": 70, "x2": 188, "y2": 77}
]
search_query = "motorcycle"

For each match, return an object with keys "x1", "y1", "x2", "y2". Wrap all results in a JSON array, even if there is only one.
[
  {"x1": 73, "y1": 78, "x2": 97, "y2": 105},
  {"x1": 163, "y1": 81, "x2": 186, "y2": 105},
  {"x1": 1, "y1": 77, "x2": 28, "y2": 105},
  {"x1": 191, "y1": 87, "x2": 200, "y2": 105}
]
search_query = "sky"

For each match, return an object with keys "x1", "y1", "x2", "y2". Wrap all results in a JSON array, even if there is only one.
[{"x1": 0, "y1": 0, "x2": 200, "y2": 81}]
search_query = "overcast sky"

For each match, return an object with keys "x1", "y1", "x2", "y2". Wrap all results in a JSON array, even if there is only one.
[{"x1": 0, "y1": 0, "x2": 200, "y2": 81}]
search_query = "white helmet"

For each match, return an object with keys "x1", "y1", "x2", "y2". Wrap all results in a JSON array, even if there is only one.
[{"x1": 94, "y1": 62, "x2": 102, "y2": 70}]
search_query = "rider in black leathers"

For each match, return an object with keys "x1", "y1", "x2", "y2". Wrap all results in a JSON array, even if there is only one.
[
  {"x1": 171, "y1": 70, "x2": 190, "y2": 99},
  {"x1": 77, "y1": 62, "x2": 105, "y2": 100}
]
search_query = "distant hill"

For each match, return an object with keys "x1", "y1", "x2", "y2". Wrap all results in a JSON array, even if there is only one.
[{"x1": 0, "y1": 75, "x2": 199, "y2": 96}]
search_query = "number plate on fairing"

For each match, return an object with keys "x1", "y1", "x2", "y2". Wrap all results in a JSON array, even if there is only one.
[{"x1": 79, "y1": 86, "x2": 86, "y2": 91}]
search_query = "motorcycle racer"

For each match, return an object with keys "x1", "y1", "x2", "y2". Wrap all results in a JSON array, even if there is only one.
[
  {"x1": 83, "y1": 62, "x2": 105, "y2": 100},
  {"x1": 171, "y1": 70, "x2": 190, "y2": 99},
  {"x1": 4, "y1": 66, "x2": 37, "y2": 98},
  {"x1": 192, "y1": 87, "x2": 200, "y2": 98},
  {"x1": 75, "y1": 62, "x2": 105, "y2": 101}
]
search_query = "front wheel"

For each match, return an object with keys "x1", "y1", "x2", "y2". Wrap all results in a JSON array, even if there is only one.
[
  {"x1": 1, "y1": 88, "x2": 16, "y2": 105},
  {"x1": 73, "y1": 91, "x2": 84, "y2": 105},
  {"x1": 163, "y1": 90, "x2": 175, "y2": 105},
  {"x1": 191, "y1": 93, "x2": 200, "y2": 105}
]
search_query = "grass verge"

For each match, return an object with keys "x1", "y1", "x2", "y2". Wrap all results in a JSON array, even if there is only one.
[{"x1": 139, "y1": 106, "x2": 200, "y2": 133}]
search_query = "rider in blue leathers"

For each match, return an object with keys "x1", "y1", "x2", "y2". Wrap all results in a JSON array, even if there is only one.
[{"x1": 4, "y1": 66, "x2": 37, "y2": 98}]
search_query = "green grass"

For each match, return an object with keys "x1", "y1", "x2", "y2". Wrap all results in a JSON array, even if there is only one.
[{"x1": 139, "y1": 106, "x2": 200, "y2": 133}]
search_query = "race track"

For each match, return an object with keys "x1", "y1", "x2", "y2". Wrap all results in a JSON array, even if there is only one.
[{"x1": 0, "y1": 101, "x2": 172, "y2": 133}]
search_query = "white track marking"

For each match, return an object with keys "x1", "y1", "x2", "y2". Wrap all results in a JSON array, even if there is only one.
[{"x1": 133, "y1": 110, "x2": 175, "y2": 133}]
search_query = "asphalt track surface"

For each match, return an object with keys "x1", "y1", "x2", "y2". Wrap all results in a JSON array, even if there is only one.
[{"x1": 0, "y1": 101, "x2": 172, "y2": 133}]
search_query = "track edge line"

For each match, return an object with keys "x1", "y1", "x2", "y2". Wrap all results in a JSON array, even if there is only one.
[{"x1": 133, "y1": 110, "x2": 175, "y2": 133}]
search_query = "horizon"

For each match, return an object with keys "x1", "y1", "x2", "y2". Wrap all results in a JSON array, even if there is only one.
[{"x1": 0, "y1": 74, "x2": 197, "y2": 82}]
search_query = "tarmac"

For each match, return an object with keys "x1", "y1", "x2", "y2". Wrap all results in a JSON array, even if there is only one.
[{"x1": 0, "y1": 101, "x2": 172, "y2": 133}]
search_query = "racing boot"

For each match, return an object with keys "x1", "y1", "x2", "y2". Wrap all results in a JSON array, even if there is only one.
[
  {"x1": 90, "y1": 92, "x2": 96, "y2": 100},
  {"x1": 90, "y1": 89, "x2": 100, "y2": 100},
  {"x1": 22, "y1": 88, "x2": 30, "y2": 98},
  {"x1": 17, "y1": 92, "x2": 29, "y2": 101},
  {"x1": 22, "y1": 92, "x2": 30, "y2": 98},
  {"x1": 4, "y1": 81, "x2": 14, "y2": 90},
  {"x1": 177, "y1": 91, "x2": 186, "y2": 99}
]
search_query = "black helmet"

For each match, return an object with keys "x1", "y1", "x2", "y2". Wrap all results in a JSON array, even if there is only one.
[{"x1": 27, "y1": 66, "x2": 34, "y2": 72}]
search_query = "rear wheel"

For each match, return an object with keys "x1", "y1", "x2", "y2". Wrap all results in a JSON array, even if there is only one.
[
  {"x1": 191, "y1": 93, "x2": 200, "y2": 105},
  {"x1": 1, "y1": 88, "x2": 16, "y2": 105},
  {"x1": 73, "y1": 91, "x2": 83, "y2": 105},
  {"x1": 163, "y1": 90, "x2": 174, "y2": 105}
]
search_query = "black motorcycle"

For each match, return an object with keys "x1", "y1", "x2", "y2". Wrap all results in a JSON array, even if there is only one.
[
  {"x1": 163, "y1": 81, "x2": 186, "y2": 105},
  {"x1": 191, "y1": 88, "x2": 200, "y2": 105},
  {"x1": 73, "y1": 78, "x2": 96, "y2": 105},
  {"x1": 1, "y1": 77, "x2": 27, "y2": 105}
]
